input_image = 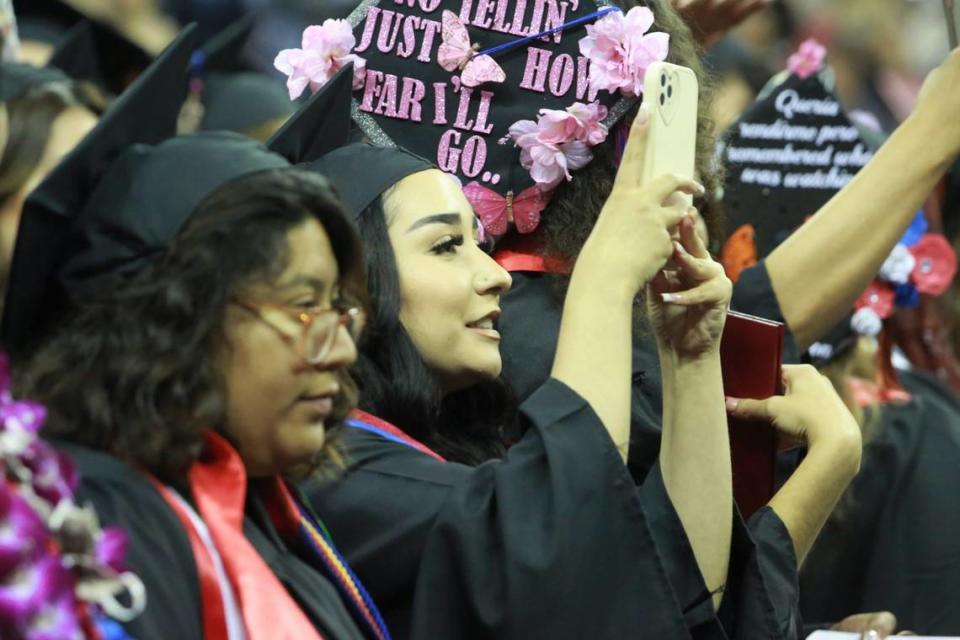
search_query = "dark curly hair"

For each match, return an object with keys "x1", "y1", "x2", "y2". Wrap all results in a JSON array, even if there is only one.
[
  {"x1": 351, "y1": 196, "x2": 514, "y2": 465},
  {"x1": 539, "y1": 0, "x2": 724, "y2": 267},
  {"x1": 15, "y1": 168, "x2": 367, "y2": 486}
]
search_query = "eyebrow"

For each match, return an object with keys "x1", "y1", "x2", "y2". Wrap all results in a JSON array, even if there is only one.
[
  {"x1": 405, "y1": 212, "x2": 462, "y2": 233},
  {"x1": 275, "y1": 274, "x2": 327, "y2": 291}
]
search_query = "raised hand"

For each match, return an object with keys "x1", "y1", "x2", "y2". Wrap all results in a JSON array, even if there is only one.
[
  {"x1": 646, "y1": 212, "x2": 731, "y2": 363},
  {"x1": 579, "y1": 106, "x2": 705, "y2": 297},
  {"x1": 671, "y1": 0, "x2": 772, "y2": 48}
]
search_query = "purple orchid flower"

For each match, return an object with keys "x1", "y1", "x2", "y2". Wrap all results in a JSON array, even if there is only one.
[
  {"x1": 0, "y1": 491, "x2": 48, "y2": 575},
  {"x1": 24, "y1": 586, "x2": 84, "y2": 640},
  {"x1": 94, "y1": 528, "x2": 129, "y2": 575},
  {"x1": 0, "y1": 555, "x2": 73, "y2": 625}
]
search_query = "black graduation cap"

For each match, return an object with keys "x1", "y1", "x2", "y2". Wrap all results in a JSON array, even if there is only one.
[
  {"x1": 47, "y1": 18, "x2": 153, "y2": 96},
  {"x1": 340, "y1": 0, "x2": 635, "y2": 200},
  {"x1": 0, "y1": 24, "x2": 199, "y2": 351},
  {"x1": 0, "y1": 62, "x2": 70, "y2": 102},
  {"x1": 11, "y1": 0, "x2": 83, "y2": 45},
  {"x1": 720, "y1": 70, "x2": 875, "y2": 258},
  {"x1": 719, "y1": 69, "x2": 876, "y2": 364},
  {"x1": 2, "y1": 44, "x2": 360, "y2": 351},
  {"x1": 189, "y1": 14, "x2": 295, "y2": 135}
]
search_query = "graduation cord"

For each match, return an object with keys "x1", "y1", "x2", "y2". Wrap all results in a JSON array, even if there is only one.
[
  {"x1": 268, "y1": 480, "x2": 392, "y2": 640},
  {"x1": 476, "y1": 7, "x2": 621, "y2": 59}
]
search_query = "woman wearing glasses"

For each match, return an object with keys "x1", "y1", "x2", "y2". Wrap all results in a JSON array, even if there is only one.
[{"x1": 14, "y1": 163, "x2": 393, "y2": 640}]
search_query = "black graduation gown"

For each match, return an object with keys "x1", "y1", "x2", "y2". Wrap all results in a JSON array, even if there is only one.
[
  {"x1": 799, "y1": 374, "x2": 960, "y2": 634},
  {"x1": 50, "y1": 440, "x2": 368, "y2": 640},
  {"x1": 494, "y1": 263, "x2": 803, "y2": 639},
  {"x1": 306, "y1": 378, "x2": 798, "y2": 639}
]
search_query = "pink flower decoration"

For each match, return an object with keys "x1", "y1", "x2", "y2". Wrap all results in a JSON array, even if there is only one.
[
  {"x1": 274, "y1": 19, "x2": 367, "y2": 100},
  {"x1": 503, "y1": 102, "x2": 609, "y2": 190},
  {"x1": 787, "y1": 38, "x2": 827, "y2": 80},
  {"x1": 579, "y1": 7, "x2": 669, "y2": 97},
  {"x1": 855, "y1": 281, "x2": 895, "y2": 319},
  {"x1": 909, "y1": 233, "x2": 958, "y2": 295},
  {"x1": 95, "y1": 528, "x2": 129, "y2": 574}
]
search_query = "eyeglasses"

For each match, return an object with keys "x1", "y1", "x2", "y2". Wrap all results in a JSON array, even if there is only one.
[{"x1": 232, "y1": 298, "x2": 366, "y2": 364}]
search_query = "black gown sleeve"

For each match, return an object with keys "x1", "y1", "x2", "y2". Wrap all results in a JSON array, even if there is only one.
[{"x1": 50, "y1": 441, "x2": 204, "y2": 640}]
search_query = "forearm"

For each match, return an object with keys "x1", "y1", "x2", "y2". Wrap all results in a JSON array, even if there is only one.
[
  {"x1": 768, "y1": 436, "x2": 861, "y2": 565},
  {"x1": 659, "y1": 351, "x2": 733, "y2": 609},
  {"x1": 551, "y1": 263, "x2": 633, "y2": 460},
  {"x1": 766, "y1": 114, "x2": 957, "y2": 350}
]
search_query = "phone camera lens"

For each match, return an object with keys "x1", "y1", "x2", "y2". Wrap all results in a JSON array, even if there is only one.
[
  {"x1": 661, "y1": 73, "x2": 666, "y2": 86},
  {"x1": 659, "y1": 93, "x2": 665, "y2": 105},
  {"x1": 667, "y1": 85, "x2": 673, "y2": 98}
]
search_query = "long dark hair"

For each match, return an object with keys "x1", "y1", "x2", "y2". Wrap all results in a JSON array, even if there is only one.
[
  {"x1": 15, "y1": 168, "x2": 367, "y2": 485},
  {"x1": 351, "y1": 196, "x2": 514, "y2": 465},
  {"x1": 540, "y1": 0, "x2": 724, "y2": 267}
]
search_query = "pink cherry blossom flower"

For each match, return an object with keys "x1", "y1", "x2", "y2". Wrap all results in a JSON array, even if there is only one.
[
  {"x1": 274, "y1": 19, "x2": 367, "y2": 100},
  {"x1": 787, "y1": 38, "x2": 827, "y2": 80},
  {"x1": 579, "y1": 7, "x2": 669, "y2": 97},
  {"x1": 503, "y1": 103, "x2": 609, "y2": 190}
]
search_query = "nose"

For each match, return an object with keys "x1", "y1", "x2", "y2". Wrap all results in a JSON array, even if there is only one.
[
  {"x1": 317, "y1": 323, "x2": 358, "y2": 370},
  {"x1": 475, "y1": 250, "x2": 512, "y2": 295}
]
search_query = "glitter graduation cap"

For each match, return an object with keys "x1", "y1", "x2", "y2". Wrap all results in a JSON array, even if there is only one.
[{"x1": 275, "y1": 0, "x2": 673, "y2": 236}]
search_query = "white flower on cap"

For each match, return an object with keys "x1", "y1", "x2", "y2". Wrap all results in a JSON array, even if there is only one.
[
  {"x1": 878, "y1": 243, "x2": 916, "y2": 284},
  {"x1": 851, "y1": 307, "x2": 883, "y2": 337}
]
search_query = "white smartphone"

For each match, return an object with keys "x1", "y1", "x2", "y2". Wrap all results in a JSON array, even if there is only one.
[
  {"x1": 945, "y1": 0, "x2": 959, "y2": 49},
  {"x1": 639, "y1": 61, "x2": 699, "y2": 209}
]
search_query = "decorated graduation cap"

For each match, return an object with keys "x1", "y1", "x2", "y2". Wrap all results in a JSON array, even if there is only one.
[
  {"x1": 1, "y1": 43, "x2": 365, "y2": 351},
  {"x1": 0, "y1": 61, "x2": 70, "y2": 102},
  {"x1": 274, "y1": 0, "x2": 672, "y2": 237},
  {"x1": 719, "y1": 39, "x2": 957, "y2": 364},
  {"x1": 47, "y1": 18, "x2": 152, "y2": 96}
]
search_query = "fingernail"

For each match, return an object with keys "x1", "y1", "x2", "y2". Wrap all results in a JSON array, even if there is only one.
[
  {"x1": 636, "y1": 105, "x2": 650, "y2": 125},
  {"x1": 694, "y1": 181, "x2": 706, "y2": 195},
  {"x1": 674, "y1": 241, "x2": 687, "y2": 256},
  {"x1": 725, "y1": 397, "x2": 739, "y2": 411},
  {"x1": 661, "y1": 292, "x2": 681, "y2": 303},
  {"x1": 863, "y1": 631, "x2": 881, "y2": 640}
]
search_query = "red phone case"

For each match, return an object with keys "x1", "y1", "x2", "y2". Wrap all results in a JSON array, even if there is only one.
[{"x1": 720, "y1": 310, "x2": 784, "y2": 519}]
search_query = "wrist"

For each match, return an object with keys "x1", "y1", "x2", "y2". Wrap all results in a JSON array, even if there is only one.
[
  {"x1": 899, "y1": 112, "x2": 958, "y2": 172},
  {"x1": 805, "y1": 428, "x2": 862, "y2": 477},
  {"x1": 570, "y1": 252, "x2": 642, "y2": 303}
]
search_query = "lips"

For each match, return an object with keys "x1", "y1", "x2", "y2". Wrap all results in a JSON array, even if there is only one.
[
  {"x1": 466, "y1": 309, "x2": 501, "y2": 341},
  {"x1": 466, "y1": 309, "x2": 500, "y2": 330},
  {"x1": 298, "y1": 387, "x2": 338, "y2": 418}
]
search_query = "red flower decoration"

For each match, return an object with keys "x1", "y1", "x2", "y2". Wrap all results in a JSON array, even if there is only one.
[
  {"x1": 855, "y1": 281, "x2": 895, "y2": 319},
  {"x1": 909, "y1": 234, "x2": 957, "y2": 295}
]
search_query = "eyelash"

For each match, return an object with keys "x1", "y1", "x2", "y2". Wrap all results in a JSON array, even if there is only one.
[{"x1": 431, "y1": 235, "x2": 465, "y2": 255}]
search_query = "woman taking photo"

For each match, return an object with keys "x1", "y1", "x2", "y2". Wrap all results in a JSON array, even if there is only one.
[{"x1": 302, "y1": 117, "x2": 861, "y2": 639}]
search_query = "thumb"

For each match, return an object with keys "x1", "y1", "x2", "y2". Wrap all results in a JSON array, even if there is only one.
[{"x1": 725, "y1": 396, "x2": 775, "y2": 421}]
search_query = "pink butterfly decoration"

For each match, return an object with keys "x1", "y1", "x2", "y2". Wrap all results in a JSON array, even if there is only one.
[
  {"x1": 437, "y1": 10, "x2": 506, "y2": 88},
  {"x1": 463, "y1": 182, "x2": 554, "y2": 236}
]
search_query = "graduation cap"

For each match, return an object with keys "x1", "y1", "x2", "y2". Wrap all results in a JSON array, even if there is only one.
[
  {"x1": 0, "y1": 61, "x2": 70, "y2": 102},
  {"x1": 47, "y1": 18, "x2": 153, "y2": 96},
  {"x1": 0, "y1": 24, "x2": 199, "y2": 351},
  {"x1": 291, "y1": 0, "x2": 649, "y2": 229},
  {"x1": 11, "y1": 0, "x2": 83, "y2": 45},
  {"x1": 719, "y1": 69, "x2": 875, "y2": 261},
  {"x1": 1, "y1": 45, "x2": 360, "y2": 351},
  {"x1": 185, "y1": 14, "x2": 295, "y2": 136}
]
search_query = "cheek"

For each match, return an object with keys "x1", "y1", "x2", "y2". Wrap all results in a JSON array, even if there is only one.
[
  {"x1": 221, "y1": 325, "x2": 297, "y2": 446},
  {"x1": 397, "y1": 262, "x2": 469, "y2": 356}
]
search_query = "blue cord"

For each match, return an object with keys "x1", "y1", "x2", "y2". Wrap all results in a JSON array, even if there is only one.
[{"x1": 476, "y1": 6, "x2": 621, "y2": 58}]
